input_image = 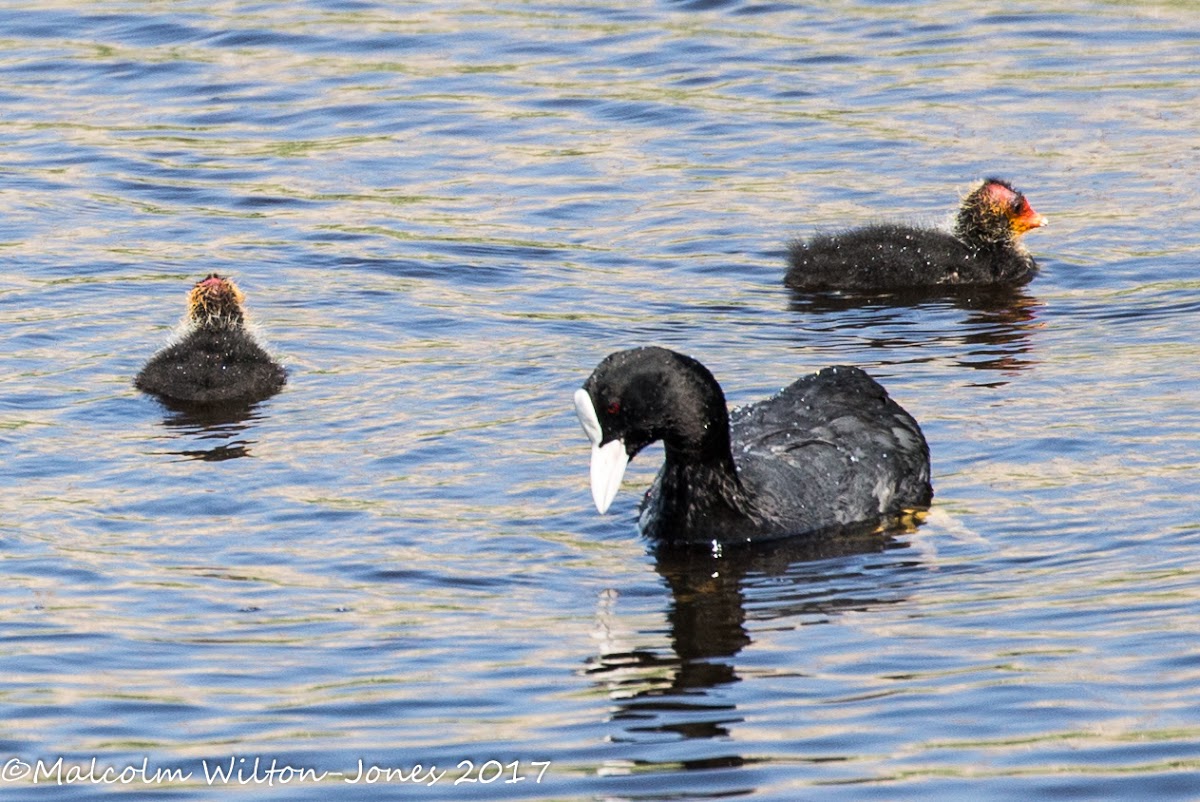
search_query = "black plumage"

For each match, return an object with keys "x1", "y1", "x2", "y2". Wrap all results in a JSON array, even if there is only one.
[
  {"x1": 786, "y1": 178, "x2": 1046, "y2": 291},
  {"x1": 135, "y1": 274, "x2": 286, "y2": 406},
  {"x1": 574, "y1": 347, "x2": 932, "y2": 546}
]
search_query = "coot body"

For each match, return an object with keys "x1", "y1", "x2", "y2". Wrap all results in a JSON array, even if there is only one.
[
  {"x1": 574, "y1": 347, "x2": 932, "y2": 546},
  {"x1": 135, "y1": 274, "x2": 286, "y2": 406},
  {"x1": 786, "y1": 178, "x2": 1046, "y2": 291}
]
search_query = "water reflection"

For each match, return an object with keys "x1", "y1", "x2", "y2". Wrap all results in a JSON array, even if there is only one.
[
  {"x1": 952, "y1": 291, "x2": 1043, "y2": 375},
  {"x1": 587, "y1": 531, "x2": 919, "y2": 746},
  {"x1": 151, "y1": 398, "x2": 270, "y2": 461},
  {"x1": 786, "y1": 281, "x2": 1038, "y2": 316},
  {"x1": 787, "y1": 285, "x2": 1044, "y2": 375}
]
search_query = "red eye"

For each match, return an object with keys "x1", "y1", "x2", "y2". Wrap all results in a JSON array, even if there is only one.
[{"x1": 606, "y1": 400, "x2": 621, "y2": 415}]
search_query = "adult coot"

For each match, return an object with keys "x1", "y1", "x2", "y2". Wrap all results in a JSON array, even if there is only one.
[
  {"x1": 574, "y1": 347, "x2": 932, "y2": 546},
  {"x1": 135, "y1": 274, "x2": 286, "y2": 405},
  {"x1": 786, "y1": 178, "x2": 1046, "y2": 291}
]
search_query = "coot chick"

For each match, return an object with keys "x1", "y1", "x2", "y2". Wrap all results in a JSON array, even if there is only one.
[
  {"x1": 135, "y1": 274, "x2": 286, "y2": 405},
  {"x1": 574, "y1": 347, "x2": 932, "y2": 546},
  {"x1": 786, "y1": 178, "x2": 1047, "y2": 291}
]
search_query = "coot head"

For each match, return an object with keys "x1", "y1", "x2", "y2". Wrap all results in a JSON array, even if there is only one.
[
  {"x1": 955, "y1": 178, "x2": 1046, "y2": 249},
  {"x1": 574, "y1": 346, "x2": 734, "y2": 514},
  {"x1": 187, "y1": 273, "x2": 246, "y2": 328}
]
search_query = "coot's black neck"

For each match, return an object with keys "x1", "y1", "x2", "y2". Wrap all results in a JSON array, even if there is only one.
[
  {"x1": 652, "y1": 353, "x2": 763, "y2": 531},
  {"x1": 655, "y1": 355, "x2": 737, "y2": 462},
  {"x1": 953, "y1": 199, "x2": 1023, "y2": 251},
  {"x1": 201, "y1": 310, "x2": 245, "y2": 329},
  {"x1": 953, "y1": 217, "x2": 1035, "y2": 282},
  {"x1": 648, "y1": 446, "x2": 761, "y2": 544}
]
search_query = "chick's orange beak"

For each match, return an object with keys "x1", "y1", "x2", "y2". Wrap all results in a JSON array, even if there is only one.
[{"x1": 1010, "y1": 198, "x2": 1047, "y2": 234}]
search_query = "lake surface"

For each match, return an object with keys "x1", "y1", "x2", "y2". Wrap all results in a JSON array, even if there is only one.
[{"x1": 1, "y1": 1, "x2": 1199, "y2": 799}]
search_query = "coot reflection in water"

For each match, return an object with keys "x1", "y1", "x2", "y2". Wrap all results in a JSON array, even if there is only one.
[
  {"x1": 786, "y1": 286, "x2": 1045, "y2": 378},
  {"x1": 586, "y1": 532, "x2": 919, "y2": 747},
  {"x1": 158, "y1": 406, "x2": 264, "y2": 462},
  {"x1": 141, "y1": 396, "x2": 278, "y2": 462}
]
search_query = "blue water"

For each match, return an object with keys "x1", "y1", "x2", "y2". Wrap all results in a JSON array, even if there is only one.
[{"x1": 1, "y1": 1, "x2": 1199, "y2": 799}]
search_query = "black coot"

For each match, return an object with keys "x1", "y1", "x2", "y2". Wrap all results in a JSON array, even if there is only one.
[
  {"x1": 574, "y1": 346, "x2": 932, "y2": 546},
  {"x1": 135, "y1": 274, "x2": 286, "y2": 405},
  {"x1": 786, "y1": 178, "x2": 1046, "y2": 291}
]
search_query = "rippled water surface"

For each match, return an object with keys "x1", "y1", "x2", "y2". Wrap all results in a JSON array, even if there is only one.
[{"x1": 2, "y1": 1, "x2": 1199, "y2": 799}]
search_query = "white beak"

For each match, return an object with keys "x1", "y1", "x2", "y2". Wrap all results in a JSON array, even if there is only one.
[{"x1": 574, "y1": 388, "x2": 629, "y2": 514}]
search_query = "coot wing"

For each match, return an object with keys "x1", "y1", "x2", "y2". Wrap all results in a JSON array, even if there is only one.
[{"x1": 729, "y1": 366, "x2": 931, "y2": 534}]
